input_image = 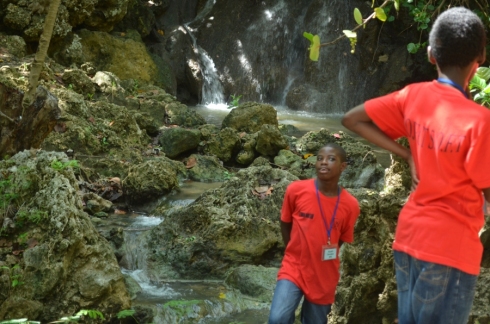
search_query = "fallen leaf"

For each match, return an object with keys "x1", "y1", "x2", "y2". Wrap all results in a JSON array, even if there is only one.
[
  {"x1": 54, "y1": 122, "x2": 66, "y2": 133},
  {"x1": 88, "y1": 116, "x2": 96, "y2": 124},
  {"x1": 186, "y1": 157, "x2": 197, "y2": 169},
  {"x1": 27, "y1": 238, "x2": 38, "y2": 249},
  {"x1": 114, "y1": 209, "x2": 126, "y2": 215},
  {"x1": 219, "y1": 292, "x2": 226, "y2": 299},
  {"x1": 108, "y1": 121, "x2": 114, "y2": 126},
  {"x1": 254, "y1": 186, "x2": 269, "y2": 193},
  {"x1": 303, "y1": 153, "x2": 314, "y2": 159},
  {"x1": 333, "y1": 133, "x2": 341, "y2": 139},
  {"x1": 12, "y1": 250, "x2": 23, "y2": 255}
]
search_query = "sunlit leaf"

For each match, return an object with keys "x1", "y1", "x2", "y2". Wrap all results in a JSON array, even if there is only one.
[
  {"x1": 354, "y1": 8, "x2": 363, "y2": 25},
  {"x1": 303, "y1": 32, "x2": 314, "y2": 42},
  {"x1": 374, "y1": 7, "x2": 387, "y2": 21},
  {"x1": 342, "y1": 30, "x2": 357, "y2": 38},
  {"x1": 470, "y1": 75, "x2": 486, "y2": 90},
  {"x1": 219, "y1": 292, "x2": 226, "y2": 299},
  {"x1": 303, "y1": 153, "x2": 314, "y2": 159},
  {"x1": 476, "y1": 67, "x2": 490, "y2": 81},
  {"x1": 483, "y1": 84, "x2": 490, "y2": 94},
  {"x1": 394, "y1": 0, "x2": 400, "y2": 11},
  {"x1": 309, "y1": 35, "x2": 321, "y2": 61}
]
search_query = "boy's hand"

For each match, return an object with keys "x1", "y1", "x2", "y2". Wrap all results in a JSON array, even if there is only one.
[{"x1": 407, "y1": 153, "x2": 419, "y2": 191}]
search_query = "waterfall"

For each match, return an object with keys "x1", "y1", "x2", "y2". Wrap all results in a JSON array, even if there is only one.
[{"x1": 182, "y1": 0, "x2": 226, "y2": 107}]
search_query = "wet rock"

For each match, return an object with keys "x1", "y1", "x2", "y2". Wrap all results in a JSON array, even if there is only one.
[
  {"x1": 225, "y1": 265, "x2": 278, "y2": 303},
  {"x1": 255, "y1": 124, "x2": 288, "y2": 157},
  {"x1": 165, "y1": 102, "x2": 206, "y2": 127},
  {"x1": 159, "y1": 127, "x2": 201, "y2": 158},
  {"x1": 122, "y1": 156, "x2": 186, "y2": 205},
  {"x1": 82, "y1": 192, "x2": 112, "y2": 215},
  {"x1": 203, "y1": 127, "x2": 241, "y2": 163},
  {"x1": 123, "y1": 274, "x2": 143, "y2": 300},
  {"x1": 236, "y1": 133, "x2": 258, "y2": 165},
  {"x1": 185, "y1": 154, "x2": 229, "y2": 182},
  {"x1": 221, "y1": 102, "x2": 278, "y2": 133},
  {"x1": 145, "y1": 165, "x2": 298, "y2": 279},
  {"x1": 0, "y1": 151, "x2": 130, "y2": 322}
]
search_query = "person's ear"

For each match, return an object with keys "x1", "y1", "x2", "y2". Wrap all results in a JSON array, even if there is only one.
[
  {"x1": 340, "y1": 161, "x2": 347, "y2": 172},
  {"x1": 427, "y1": 46, "x2": 436, "y2": 65}
]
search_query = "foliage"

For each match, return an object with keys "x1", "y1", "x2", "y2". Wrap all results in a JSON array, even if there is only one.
[
  {"x1": 469, "y1": 66, "x2": 490, "y2": 108},
  {"x1": 0, "y1": 264, "x2": 23, "y2": 289},
  {"x1": 117, "y1": 309, "x2": 139, "y2": 323},
  {"x1": 50, "y1": 159, "x2": 79, "y2": 171},
  {"x1": 0, "y1": 176, "x2": 18, "y2": 211},
  {"x1": 227, "y1": 94, "x2": 242, "y2": 109},
  {"x1": 304, "y1": 0, "x2": 489, "y2": 59}
]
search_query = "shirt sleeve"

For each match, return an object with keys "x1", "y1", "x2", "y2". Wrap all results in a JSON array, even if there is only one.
[
  {"x1": 465, "y1": 124, "x2": 490, "y2": 189},
  {"x1": 281, "y1": 185, "x2": 294, "y2": 222},
  {"x1": 364, "y1": 87, "x2": 409, "y2": 140}
]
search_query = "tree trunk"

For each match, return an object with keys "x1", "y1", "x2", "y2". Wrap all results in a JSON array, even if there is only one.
[
  {"x1": 22, "y1": 0, "x2": 62, "y2": 112},
  {"x1": 0, "y1": 83, "x2": 61, "y2": 158}
]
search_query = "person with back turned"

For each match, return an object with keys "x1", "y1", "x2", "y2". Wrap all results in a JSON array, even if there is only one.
[
  {"x1": 268, "y1": 143, "x2": 360, "y2": 324},
  {"x1": 342, "y1": 7, "x2": 490, "y2": 324}
]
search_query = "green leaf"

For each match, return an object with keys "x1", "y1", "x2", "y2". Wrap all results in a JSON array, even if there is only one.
[
  {"x1": 374, "y1": 7, "x2": 387, "y2": 21},
  {"x1": 470, "y1": 75, "x2": 486, "y2": 90},
  {"x1": 303, "y1": 32, "x2": 314, "y2": 42},
  {"x1": 483, "y1": 84, "x2": 490, "y2": 94},
  {"x1": 354, "y1": 8, "x2": 363, "y2": 25},
  {"x1": 394, "y1": 0, "x2": 400, "y2": 11},
  {"x1": 407, "y1": 43, "x2": 418, "y2": 54},
  {"x1": 117, "y1": 310, "x2": 136, "y2": 319},
  {"x1": 309, "y1": 35, "x2": 321, "y2": 61},
  {"x1": 476, "y1": 67, "x2": 490, "y2": 81},
  {"x1": 342, "y1": 30, "x2": 357, "y2": 38}
]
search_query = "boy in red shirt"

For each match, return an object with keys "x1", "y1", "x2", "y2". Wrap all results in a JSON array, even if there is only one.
[
  {"x1": 268, "y1": 143, "x2": 360, "y2": 324},
  {"x1": 342, "y1": 7, "x2": 490, "y2": 324}
]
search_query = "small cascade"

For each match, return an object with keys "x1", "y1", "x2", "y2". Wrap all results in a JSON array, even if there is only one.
[{"x1": 181, "y1": 0, "x2": 226, "y2": 107}]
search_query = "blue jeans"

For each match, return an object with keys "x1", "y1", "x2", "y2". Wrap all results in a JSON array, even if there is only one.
[
  {"x1": 268, "y1": 279, "x2": 332, "y2": 324},
  {"x1": 394, "y1": 251, "x2": 477, "y2": 324}
]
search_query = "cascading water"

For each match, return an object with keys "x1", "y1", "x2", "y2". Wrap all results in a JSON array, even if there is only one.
[{"x1": 181, "y1": 0, "x2": 226, "y2": 107}]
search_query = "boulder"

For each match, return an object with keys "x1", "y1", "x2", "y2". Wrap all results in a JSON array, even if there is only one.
[
  {"x1": 164, "y1": 102, "x2": 206, "y2": 127},
  {"x1": 159, "y1": 127, "x2": 201, "y2": 158},
  {"x1": 0, "y1": 33, "x2": 26, "y2": 58},
  {"x1": 255, "y1": 124, "x2": 288, "y2": 157},
  {"x1": 0, "y1": 151, "x2": 130, "y2": 322},
  {"x1": 221, "y1": 102, "x2": 278, "y2": 133},
  {"x1": 61, "y1": 69, "x2": 96, "y2": 97},
  {"x1": 225, "y1": 265, "x2": 278, "y2": 303},
  {"x1": 202, "y1": 127, "x2": 241, "y2": 163},
  {"x1": 236, "y1": 133, "x2": 258, "y2": 165},
  {"x1": 122, "y1": 156, "x2": 186, "y2": 205},
  {"x1": 145, "y1": 165, "x2": 298, "y2": 279},
  {"x1": 185, "y1": 154, "x2": 229, "y2": 182}
]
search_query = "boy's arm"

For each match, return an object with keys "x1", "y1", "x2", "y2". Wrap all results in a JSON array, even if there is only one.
[
  {"x1": 280, "y1": 221, "x2": 292, "y2": 247},
  {"x1": 483, "y1": 188, "x2": 490, "y2": 204},
  {"x1": 342, "y1": 104, "x2": 419, "y2": 190}
]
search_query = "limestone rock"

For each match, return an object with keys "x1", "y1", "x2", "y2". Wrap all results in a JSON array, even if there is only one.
[
  {"x1": 122, "y1": 156, "x2": 186, "y2": 204},
  {"x1": 159, "y1": 127, "x2": 201, "y2": 158},
  {"x1": 164, "y1": 102, "x2": 206, "y2": 127},
  {"x1": 202, "y1": 127, "x2": 241, "y2": 163},
  {"x1": 0, "y1": 33, "x2": 26, "y2": 58},
  {"x1": 0, "y1": 151, "x2": 130, "y2": 322},
  {"x1": 61, "y1": 69, "x2": 96, "y2": 96},
  {"x1": 225, "y1": 265, "x2": 278, "y2": 303},
  {"x1": 185, "y1": 154, "x2": 229, "y2": 182},
  {"x1": 221, "y1": 102, "x2": 278, "y2": 133},
  {"x1": 145, "y1": 165, "x2": 298, "y2": 279},
  {"x1": 255, "y1": 124, "x2": 288, "y2": 157}
]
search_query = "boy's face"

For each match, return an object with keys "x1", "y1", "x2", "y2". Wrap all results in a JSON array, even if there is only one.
[{"x1": 315, "y1": 147, "x2": 347, "y2": 181}]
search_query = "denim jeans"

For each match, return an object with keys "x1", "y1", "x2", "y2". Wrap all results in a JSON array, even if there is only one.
[
  {"x1": 268, "y1": 279, "x2": 332, "y2": 324},
  {"x1": 394, "y1": 251, "x2": 477, "y2": 324}
]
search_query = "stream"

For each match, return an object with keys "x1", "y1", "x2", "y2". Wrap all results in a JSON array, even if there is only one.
[{"x1": 103, "y1": 105, "x2": 391, "y2": 323}]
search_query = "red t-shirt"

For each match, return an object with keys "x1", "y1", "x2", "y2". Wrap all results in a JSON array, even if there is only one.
[
  {"x1": 278, "y1": 179, "x2": 360, "y2": 304},
  {"x1": 365, "y1": 80, "x2": 490, "y2": 275}
]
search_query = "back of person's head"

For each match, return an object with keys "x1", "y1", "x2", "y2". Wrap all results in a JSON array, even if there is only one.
[{"x1": 429, "y1": 7, "x2": 486, "y2": 69}]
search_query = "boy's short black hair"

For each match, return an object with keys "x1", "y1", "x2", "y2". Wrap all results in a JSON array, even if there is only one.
[
  {"x1": 429, "y1": 7, "x2": 486, "y2": 69},
  {"x1": 322, "y1": 143, "x2": 347, "y2": 163}
]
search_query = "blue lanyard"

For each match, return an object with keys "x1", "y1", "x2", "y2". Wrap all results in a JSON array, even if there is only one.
[
  {"x1": 437, "y1": 78, "x2": 468, "y2": 99},
  {"x1": 315, "y1": 180, "x2": 341, "y2": 245}
]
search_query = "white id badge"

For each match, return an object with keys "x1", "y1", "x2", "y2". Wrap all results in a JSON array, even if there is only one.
[{"x1": 322, "y1": 244, "x2": 338, "y2": 261}]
